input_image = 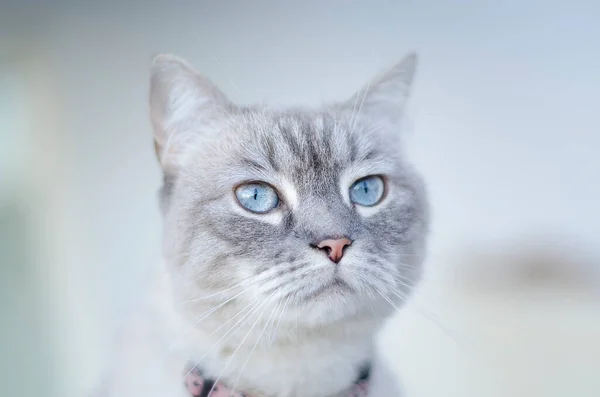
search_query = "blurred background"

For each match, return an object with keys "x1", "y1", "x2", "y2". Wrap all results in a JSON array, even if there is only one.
[{"x1": 1, "y1": 1, "x2": 599, "y2": 396}]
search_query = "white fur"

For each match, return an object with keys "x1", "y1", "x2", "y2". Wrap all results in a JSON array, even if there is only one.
[
  {"x1": 278, "y1": 176, "x2": 300, "y2": 210},
  {"x1": 98, "y1": 266, "x2": 401, "y2": 397}
]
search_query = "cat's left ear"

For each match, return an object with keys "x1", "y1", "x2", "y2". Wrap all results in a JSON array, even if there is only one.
[
  {"x1": 343, "y1": 53, "x2": 417, "y2": 127},
  {"x1": 149, "y1": 54, "x2": 232, "y2": 174}
]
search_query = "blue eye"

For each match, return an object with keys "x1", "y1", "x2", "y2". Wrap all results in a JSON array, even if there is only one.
[
  {"x1": 235, "y1": 182, "x2": 279, "y2": 213},
  {"x1": 349, "y1": 176, "x2": 385, "y2": 206}
]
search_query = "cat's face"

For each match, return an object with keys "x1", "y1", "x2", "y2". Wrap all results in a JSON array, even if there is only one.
[{"x1": 150, "y1": 54, "x2": 428, "y2": 328}]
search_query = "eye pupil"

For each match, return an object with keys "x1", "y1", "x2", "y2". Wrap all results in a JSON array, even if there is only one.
[
  {"x1": 349, "y1": 176, "x2": 384, "y2": 207},
  {"x1": 235, "y1": 183, "x2": 279, "y2": 214}
]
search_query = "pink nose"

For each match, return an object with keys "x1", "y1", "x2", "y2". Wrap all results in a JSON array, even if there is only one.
[{"x1": 316, "y1": 237, "x2": 352, "y2": 263}]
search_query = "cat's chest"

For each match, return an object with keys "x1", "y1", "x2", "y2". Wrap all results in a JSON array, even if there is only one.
[{"x1": 185, "y1": 335, "x2": 373, "y2": 397}]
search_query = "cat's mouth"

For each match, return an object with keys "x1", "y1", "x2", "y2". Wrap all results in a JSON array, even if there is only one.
[{"x1": 300, "y1": 277, "x2": 353, "y2": 301}]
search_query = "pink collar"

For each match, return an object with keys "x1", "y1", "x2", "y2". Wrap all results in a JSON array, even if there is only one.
[{"x1": 184, "y1": 364, "x2": 370, "y2": 397}]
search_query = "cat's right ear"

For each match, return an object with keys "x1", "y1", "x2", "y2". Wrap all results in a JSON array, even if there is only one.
[
  {"x1": 150, "y1": 54, "x2": 231, "y2": 173},
  {"x1": 341, "y1": 53, "x2": 417, "y2": 131}
]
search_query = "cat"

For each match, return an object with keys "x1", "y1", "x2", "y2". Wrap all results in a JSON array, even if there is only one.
[{"x1": 100, "y1": 52, "x2": 429, "y2": 397}]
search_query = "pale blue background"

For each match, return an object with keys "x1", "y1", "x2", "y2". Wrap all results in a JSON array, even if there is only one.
[{"x1": 1, "y1": 1, "x2": 599, "y2": 396}]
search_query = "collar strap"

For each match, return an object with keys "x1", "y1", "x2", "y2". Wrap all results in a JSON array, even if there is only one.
[{"x1": 184, "y1": 364, "x2": 370, "y2": 397}]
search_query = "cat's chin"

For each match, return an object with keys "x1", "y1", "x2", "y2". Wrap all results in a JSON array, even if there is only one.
[
  {"x1": 293, "y1": 302, "x2": 384, "y2": 334},
  {"x1": 295, "y1": 277, "x2": 353, "y2": 302},
  {"x1": 290, "y1": 293, "x2": 386, "y2": 330}
]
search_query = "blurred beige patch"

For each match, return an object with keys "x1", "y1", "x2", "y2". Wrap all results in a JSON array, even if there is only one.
[{"x1": 378, "y1": 240, "x2": 600, "y2": 397}]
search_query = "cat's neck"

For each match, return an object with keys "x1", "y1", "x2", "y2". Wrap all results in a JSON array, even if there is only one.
[
  {"x1": 185, "y1": 310, "x2": 377, "y2": 397},
  {"x1": 154, "y1": 268, "x2": 380, "y2": 397}
]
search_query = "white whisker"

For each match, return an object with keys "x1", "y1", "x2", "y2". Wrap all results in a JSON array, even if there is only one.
[
  {"x1": 373, "y1": 286, "x2": 401, "y2": 311},
  {"x1": 385, "y1": 285, "x2": 467, "y2": 349},
  {"x1": 182, "y1": 298, "x2": 268, "y2": 382},
  {"x1": 206, "y1": 294, "x2": 276, "y2": 396},
  {"x1": 164, "y1": 286, "x2": 253, "y2": 356},
  {"x1": 230, "y1": 298, "x2": 281, "y2": 393},
  {"x1": 178, "y1": 278, "x2": 251, "y2": 303},
  {"x1": 191, "y1": 286, "x2": 251, "y2": 323},
  {"x1": 350, "y1": 81, "x2": 371, "y2": 135},
  {"x1": 270, "y1": 294, "x2": 291, "y2": 346},
  {"x1": 263, "y1": 299, "x2": 282, "y2": 347}
]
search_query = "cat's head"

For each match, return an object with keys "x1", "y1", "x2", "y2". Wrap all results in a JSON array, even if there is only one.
[{"x1": 150, "y1": 54, "x2": 428, "y2": 328}]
